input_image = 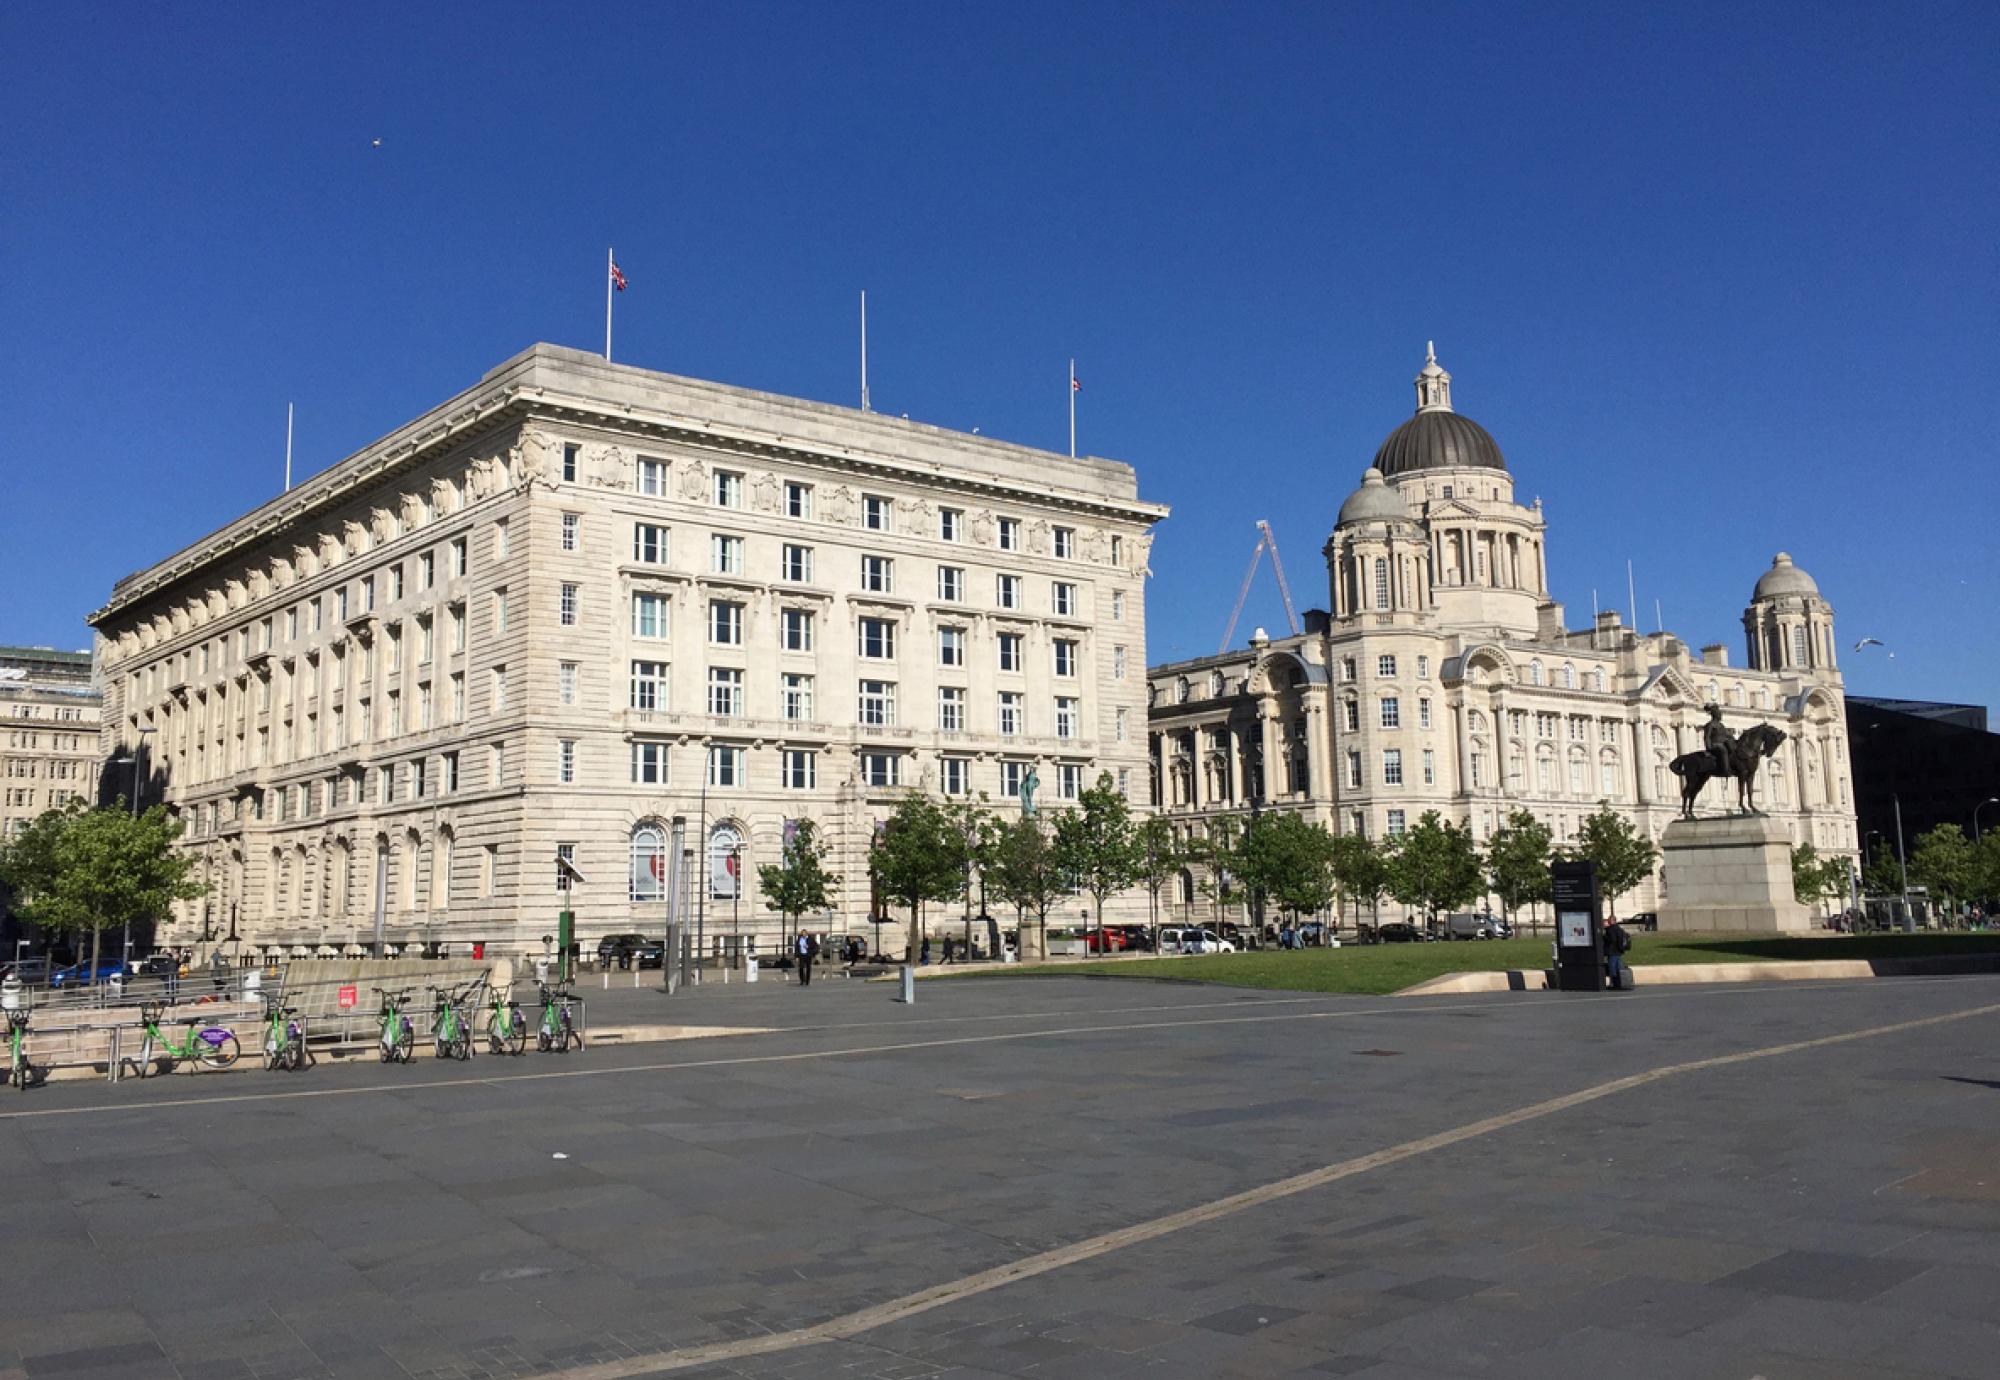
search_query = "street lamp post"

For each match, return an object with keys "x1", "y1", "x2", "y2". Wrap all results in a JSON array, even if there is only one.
[
  {"x1": 1892, "y1": 793, "x2": 1913, "y2": 924},
  {"x1": 729, "y1": 844, "x2": 742, "y2": 967},
  {"x1": 112, "y1": 728, "x2": 157, "y2": 971},
  {"x1": 1974, "y1": 796, "x2": 2000, "y2": 844}
]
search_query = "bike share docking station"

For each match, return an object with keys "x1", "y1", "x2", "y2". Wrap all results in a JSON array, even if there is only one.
[{"x1": 1551, "y1": 860, "x2": 1607, "y2": 992}]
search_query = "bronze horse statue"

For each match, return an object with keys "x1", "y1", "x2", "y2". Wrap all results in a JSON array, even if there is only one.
[{"x1": 1668, "y1": 722, "x2": 1787, "y2": 819}]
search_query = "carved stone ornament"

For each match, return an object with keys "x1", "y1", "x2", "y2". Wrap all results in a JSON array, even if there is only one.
[
  {"x1": 1132, "y1": 532, "x2": 1155, "y2": 576},
  {"x1": 516, "y1": 430, "x2": 558, "y2": 489},
  {"x1": 1080, "y1": 527, "x2": 1108, "y2": 563},
  {"x1": 595, "y1": 444, "x2": 630, "y2": 490},
  {"x1": 823, "y1": 485, "x2": 856, "y2": 525},
  {"x1": 751, "y1": 471, "x2": 780, "y2": 513},
  {"x1": 968, "y1": 510, "x2": 995, "y2": 544},
  {"x1": 679, "y1": 460, "x2": 708, "y2": 501},
  {"x1": 1027, "y1": 518, "x2": 1052, "y2": 555},
  {"x1": 429, "y1": 475, "x2": 459, "y2": 515}
]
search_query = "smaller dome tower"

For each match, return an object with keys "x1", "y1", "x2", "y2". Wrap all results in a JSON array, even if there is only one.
[
  {"x1": 1325, "y1": 468, "x2": 1430, "y2": 623},
  {"x1": 1743, "y1": 552, "x2": 1837, "y2": 674}
]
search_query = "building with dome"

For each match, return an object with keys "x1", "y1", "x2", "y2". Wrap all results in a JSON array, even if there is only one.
[{"x1": 1147, "y1": 346, "x2": 1856, "y2": 922}]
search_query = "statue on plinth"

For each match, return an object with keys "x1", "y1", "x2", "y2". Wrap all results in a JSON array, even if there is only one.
[{"x1": 1668, "y1": 706, "x2": 1786, "y2": 819}]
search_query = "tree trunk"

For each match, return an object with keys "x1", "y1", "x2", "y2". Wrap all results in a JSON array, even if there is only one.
[{"x1": 89, "y1": 924, "x2": 103, "y2": 985}]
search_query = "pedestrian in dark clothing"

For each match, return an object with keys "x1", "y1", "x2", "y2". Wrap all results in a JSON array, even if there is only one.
[
  {"x1": 795, "y1": 931, "x2": 814, "y2": 986},
  {"x1": 920, "y1": 936, "x2": 931, "y2": 965},
  {"x1": 1604, "y1": 919, "x2": 1632, "y2": 989}
]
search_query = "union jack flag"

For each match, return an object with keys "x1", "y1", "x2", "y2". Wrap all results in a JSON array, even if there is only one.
[{"x1": 610, "y1": 259, "x2": 628, "y2": 291}]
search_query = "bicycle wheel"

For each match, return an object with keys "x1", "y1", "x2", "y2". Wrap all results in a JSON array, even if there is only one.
[
  {"x1": 197, "y1": 1030, "x2": 241, "y2": 1070},
  {"x1": 394, "y1": 1025, "x2": 414, "y2": 1063},
  {"x1": 506, "y1": 1013, "x2": 527, "y2": 1057}
]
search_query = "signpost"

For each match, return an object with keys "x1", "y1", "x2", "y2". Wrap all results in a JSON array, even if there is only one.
[{"x1": 1550, "y1": 859, "x2": 1605, "y2": 992}]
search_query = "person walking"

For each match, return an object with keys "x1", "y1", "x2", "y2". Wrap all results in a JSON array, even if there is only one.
[
  {"x1": 1603, "y1": 917, "x2": 1632, "y2": 989},
  {"x1": 794, "y1": 930, "x2": 814, "y2": 986}
]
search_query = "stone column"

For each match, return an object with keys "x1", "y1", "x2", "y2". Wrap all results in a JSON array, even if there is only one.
[
  {"x1": 1304, "y1": 694, "x2": 1332, "y2": 807},
  {"x1": 1259, "y1": 703, "x2": 1281, "y2": 804},
  {"x1": 1629, "y1": 718, "x2": 1649, "y2": 804}
]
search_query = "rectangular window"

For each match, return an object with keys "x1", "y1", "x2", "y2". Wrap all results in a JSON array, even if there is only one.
[
  {"x1": 997, "y1": 632, "x2": 1023, "y2": 673},
  {"x1": 997, "y1": 517, "x2": 1020, "y2": 551},
  {"x1": 781, "y1": 608, "x2": 814, "y2": 652},
  {"x1": 483, "y1": 845, "x2": 498, "y2": 896},
  {"x1": 494, "y1": 519, "x2": 510, "y2": 560},
  {"x1": 1052, "y1": 639, "x2": 1078, "y2": 677},
  {"x1": 937, "y1": 565, "x2": 964, "y2": 601},
  {"x1": 1110, "y1": 535, "x2": 1124, "y2": 564},
  {"x1": 417, "y1": 618, "x2": 433, "y2": 663},
  {"x1": 938, "y1": 626, "x2": 965, "y2": 667},
  {"x1": 861, "y1": 554, "x2": 893, "y2": 593},
  {"x1": 363, "y1": 575, "x2": 377, "y2": 612},
  {"x1": 996, "y1": 574, "x2": 1021, "y2": 609},
  {"x1": 1112, "y1": 590, "x2": 1124, "y2": 621},
  {"x1": 387, "y1": 566, "x2": 404, "y2": 602},
  {"x1": 1382, "y1": 749, "x2": 1404, "y2": 785},
  {"x1": 1115, "y1": 706, "x2": 1129, "y2": 741},
  {"x1": 1417, "y1": 655, "x2": 1430, "y2": 678},
  {"x1": 632, "y1": 592, "x2": 669, "y2": 639},
  {"x1": 443, "y1": 751, "x2": 459, "y2": 793},
  {"x1": 1387, "y1": 809, "x2": 1407, "y2": 836},
  {"x1": 940, "y1": 757, "x2": 969, "y2": 796},
  {"x1": 857, "y1": 617, "x2": 896, "y2": 660},
  {"x1": 450, "y1": 672, "x2": 464, "y2": 721},
  {"x1": 1380, "y1": 696, "x2": 1400, "y2": 729},
  {"x1": 781, "y1": 544, "x2": 813, "y2": 583},
  {"x1": 782, "y1": 750, "x2": 816, "y2": 790},
  {"x1": 632, "y1": 741, "x2": 669, "y2": 784},
  {"x1": 1053, "y1": 526, "x2": 1074, "y2": 559},
  {"x1": 561, "y1": 513, "x2": 580, "y2": 551},
  {"x1": 861, "y1": 752, "x2": 900, "y2": 787},
  {"x1": 863, "y1": 494, "x2": 890, "y2": 530},
  {"x1": 1419, "y1": 698, "x2": 1433, "y2": 730},
  {"x1": 1347, "y1": 751, "x2": 1363, "y2": 788},
  {"x1": 938, "y1": 686, "x2": 964, "y2": 731},
  {"x1": 1601, "y1": 761, "x2": 1617, "y2": 796},
  {"x1": 785, "y1": 482, "x2": 811, "y2": 519},
  {"x1": 782, "y1": 673, "x2": 813, "y2": 722},
  {"x1": 1113, "y1": 645, "x2": 1127, "y2": 679},
  {"x1": 1054, "y1": 696, "x2": 1078, "y2": 739},
  {"x1": 451, "y1": 537, "x2": 468, "y2": 578},
  {"x1": 708, "y1": 745, "x2": 744, "y2": 787},
  {"x1": 411, "y1": 759, "x2": 427, "y2": 798},
  {"x1": 559, "y1": 661, "x2": 578, "y2": 706},
  {"x1": 637, "y1": 457, "x2": 667, "y2": 496},
  {"x1": 1052, "y1": 582, "x2": 1077, "y2": 616},
  {"x1": 713, "y1": 470, "x2": 742, "y2": 508},
  {"x1": 418, "y1": 551, "x2": 435, "y2": 590},
  {"x1": 490, "y1": 741, "x2": 505, "y2": 786},
  {"x1": 449, "y1": 603, "x2": 465, "y2": 652},
  {"x1": 633, "y1": 523, "x2": 669, "y2": 564},
  {"x1": 562, "y1": 443, "x2": 580, "y2": 483},
  {"x1": 629, "y1": 660, "x2": 668, "y2": 711},
  {"x1": 709, "y1": 600, "x2": 743, "y2": 645},
  {"x1": 858, "y1": 679, "x2": 897, "y2": 727},
  {"x1": 708, "y1": 667, "x2": 744, "y2": 717},
  {"x1": 710, "y1": 534, "x2": 743, "y2": 575},
  {"x1": 558, "y1": 738, "x2": 576, "y2": 784},
  {"x1": 1054, "y1": 763, "x2": 1079, "y2": 800},
  {"x1": 939, "y1": 507, "x2": 962, "y2": 542},
  {"x1": 1001, "y1": 760, "x2": 1025, "y2": 797},
  {"x1": 492, "y1": 588, "x2": 509, "y2": 632},
  {"x1": 556, "y1": 842, "x2": 576, "y2": 892},
  {"x1": 997, "y1": 691, "x2": 1022, "y2": 737},
  {"x1": 1377, "y1": 654, "x2": 1397, "y2": 678},
  {"x1": 559, "y1": 582, "x2": 579, "y2": 626},
  {"x1": 1423, "y1": 748, "x2": 1436, "y2": 785}
]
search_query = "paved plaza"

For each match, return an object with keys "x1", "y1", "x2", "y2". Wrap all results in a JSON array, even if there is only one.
[{"x1": 3, "y1": 974, "x2": 1999, "y2": 1380}]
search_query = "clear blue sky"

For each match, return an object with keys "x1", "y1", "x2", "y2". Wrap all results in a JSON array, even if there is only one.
[{"x1": 4, "y1": 3, "x2": 1994, "y2": 707}]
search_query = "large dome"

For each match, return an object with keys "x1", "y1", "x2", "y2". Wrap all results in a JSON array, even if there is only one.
[
  {"x1": 1372, "y1": 410, "x2": 1507, "y2": 477},
  {"x1": 1752, "y1": 551, "x2": 1820, "y2": 600},
  {"x1": 1335, "y1": 467, "x2": 1408, "y2": 526}
]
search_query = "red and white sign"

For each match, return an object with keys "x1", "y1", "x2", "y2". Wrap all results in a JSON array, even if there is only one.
[{"x1": 337, "y1": 984, "x2": 358, "y2": 1010}]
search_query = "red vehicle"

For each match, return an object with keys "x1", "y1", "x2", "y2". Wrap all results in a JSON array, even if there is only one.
[{"x1": 1081, "y1": 927, "x2": 1127, "y2": 953}]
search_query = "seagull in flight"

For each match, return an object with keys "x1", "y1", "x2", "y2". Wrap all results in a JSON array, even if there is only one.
[
  {"x1": 370, "y1": 137, "x2": 383, "y2": 149},
  {"x1": 1853, "y1": 637, "x2": 1884, "y2": 651}
]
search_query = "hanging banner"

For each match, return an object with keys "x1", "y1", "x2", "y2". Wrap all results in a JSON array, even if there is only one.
[{"x1": 711, "y1": 836, "x2": 740, "y2": 898}]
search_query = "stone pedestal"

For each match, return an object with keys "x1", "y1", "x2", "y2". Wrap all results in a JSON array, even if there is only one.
[{"x1": 1656, "y1": 815, "x2": 1811, "y2": 933}]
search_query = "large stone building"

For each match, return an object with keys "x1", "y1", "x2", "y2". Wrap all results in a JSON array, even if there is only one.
[
  {"x1": 1, "y1": 646, "x2": 101, "y2": 839},
  {"x1": 89, "y1": 345, "x2": 1165, "y2": 958},
  {"x1": 1148, "y1": 347, "x2": 1856, "y2": 922}
]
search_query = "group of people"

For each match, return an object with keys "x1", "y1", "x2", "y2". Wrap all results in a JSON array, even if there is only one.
[{"x1": 789, "y1": 932, "x2": 868, "y2": 985}]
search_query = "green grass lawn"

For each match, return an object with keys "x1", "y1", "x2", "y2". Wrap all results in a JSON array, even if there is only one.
[{"x1": 984, "y1": 931, "x2": 2000, "y2": 997}]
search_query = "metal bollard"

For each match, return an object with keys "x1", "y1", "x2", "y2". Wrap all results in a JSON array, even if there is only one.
[{"x1": 899, "y1": 964, "x2": 915, "y2": 1004}]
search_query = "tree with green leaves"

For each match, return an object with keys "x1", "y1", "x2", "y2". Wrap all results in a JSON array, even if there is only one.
[
  {"x1": 867, "y1": 795, "x2": 967, "y2": 960},
  {"x1": 759, "y1": 819, "x2": 839, "y2": 953},
  {"x1": 1190, "y1": 815, "x2": 1248, "y2": 922},
  {"x1": 1861, "y1": 840, "x2": 1906, "y2": 897},
  {"x1": 1908, "y1": 824, "x2": 1977, "y2": 921},
  {"x1": 1236, "y1": 812, "x2": 1337, "y2": 921},
  {"x1": 1130, "y1": 815, "x2": 1183, "y2": 946},
  {"x1": 1789, "y1": 842, "x2": 1849, "y2": 916},
  {"x1": 1051, "y1": 772, "x2": 1139, "y2": 949},
  {"x1": 1485, "y1": 809, "x2": 1553, "y2": 933},
  {"x1": 1567, "y1": 807, "x2": 1659, "y2": 920},
  {"x1": 987, "y1": 812, "x2": 1072, "y2": 954},
  {"x1": 1328, "y1": 830, "x2": 1388, "y2": 931},
  {"x1": 0, "y1": 800, "x2": 205, "y2": 976},
  {"x1": 1383, "y1": 811, "x2": 1483, "y2": 928}
]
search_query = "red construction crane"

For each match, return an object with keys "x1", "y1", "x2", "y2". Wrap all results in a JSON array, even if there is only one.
[{"x1": 1219, "y1": 520, "x2": 1302, "y2": 653}]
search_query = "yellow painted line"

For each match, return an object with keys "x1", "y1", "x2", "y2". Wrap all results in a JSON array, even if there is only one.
[{"x1": 537, "y1": 997, "x2": 2000, "y2": 1379}]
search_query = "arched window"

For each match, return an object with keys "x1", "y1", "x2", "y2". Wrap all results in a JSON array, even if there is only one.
[
  {"x1": 1599, "y1": 752, "x2": 1619, "y2": 798},
  {"x1": 1177, "y1": 677, "x2": 1191, "y2": 704},
  {"x1": 1559, "y1": 664, "x2": 1574, "y2": 689},
  {"x1": 1568, "y1": 752, "x2": 1587, "y2": 796},
  {"x1": 1653, "y1": 755, "x2": 1668, "y2": 798},
  {"x1": 709, "y1": 823, "x2": 743, "y2": 900},
  {"x1": 1373, "y1": 557, "x2": 1390, "y2": 609},
  {"x1": 1208, "y1": 670, "x2": 1224, "y2": 697},
  {"x1": 1536, "y1": 747, "x2": 1554, "y2": 793},
  {"x1": 1507, "y1": 744, "x2": 1526, "y2": 786},
  {"x1": 432, "y1": 828, "x2": 453, "y2": 911},
  {"x1": 1792, "y1": 626, "x2": 1808, "y2": 665},
  {"x1": 1769, "y1": 761, "x2": 1788, "y2": 805},
  {"x1": 1529, "y1": 661, "x2": 1545, "y2": 686},
  {"x1": 630, "y1": 823, "x2": 667, "y2": 902},
  {"x1": 400, "y1": 829, "x2": 420, "y2": 911}
]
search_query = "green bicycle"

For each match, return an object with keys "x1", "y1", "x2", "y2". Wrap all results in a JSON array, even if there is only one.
[
  {"x1": 7, "y1": 1006, "x2": 45, "y2": 1090},
  {"x1": 131, "y1": 1001, "x2": 240, "y2": 1075},
  {"x1": 486, "y1": 987, "x2": 528, "y2": 1056},
  {"x1": 260, "y1": 996, "x2": 312, "y2": 1072},
  {"x1": 428, "y1": 984, "x2": 474, "y2": 1062},
  {"x1": 374, "y1": 987, "x2": 415, "y2": 1063},
  {"x1": 536, "y1": 983, "x2": 583, "y2": 1053}
]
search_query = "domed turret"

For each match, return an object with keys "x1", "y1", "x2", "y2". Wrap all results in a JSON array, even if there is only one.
[
  {"x1": 1370, "y1": 343, "x2": 1507, "y2": 477},
  {"x1": 1752, "y1": 551, "x2": 1819, "y2": 601},
  {"x1": 1744, "y1": 552, "x2": 1836, "y2": 674},
  {"x1": 1335, "y1": 467, "x2": 1407, "y2": 527}
]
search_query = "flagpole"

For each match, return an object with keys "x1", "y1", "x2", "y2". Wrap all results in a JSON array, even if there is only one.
[
  {"x1": 605, "y1": 247, "x2": 614, "y2": 362},
  {"x1": 1068, "y1": 359, "x2": 1076, "y2": 459},
  {"x1": 284, "y1": 402, "x2": 294, "y2": 493},
  {"x1": 860, "y1": 290, "x2": 870, "y2": 413}
]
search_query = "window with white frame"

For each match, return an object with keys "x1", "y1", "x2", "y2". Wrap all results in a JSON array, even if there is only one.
[
  {"x1": 861, "y1": 752, "x2": 900, "y2": 787},
  {"x1": 1377, "y1": 654, "x2": 1396, "y2": 678},
  {"x1": 857, "y1": 617, "x2": 895, "y2": 660},
  {"x1": 783, "y1": 749, "x2": 816, "y2": 789},
  {"x1": 938, "y1": 686, "x2": 964, "y2": 731},
  {"x1": 1053, "y1": 526, "x2": 1074, "y2": 559},
  {"x1": 559, "y1": 661, "x2": 578, "y2": 705},
  {"x1": 862, "y1": 494, "x2": 889, "y2": 530},
  {"x1": 1115, "y1": 706, "x2": 1128, "y2": 741},
  {"x1": 629, "y1": 825, "x2": 664, "y2": 901},
  {"x1": 785, "y1": 481, "x2": 811, "y2": 519},
  {"x1": 997, "y1": 631, "x2": 1023, "y2": 673},
  {"x1": 451, "y1": 537, "x2": 467, "y2": 577},
  {"x1": 708, "y1": 667, "x2": 743, "y2": 717},
  {"x1": 1052, "y1": 581, "x2": 1077, "y2": 616},
  {"x1": 631, "y1": 741, "x2": 669, "y2": 785},
  {"x1": 1058, "y1": 763, "x2": 1081, "y2": 798},
  {"x1": 997, "y1": 517, "x2": 1020, "y2": 550},
  {"x1": 1417, "y1": 654, "x2": 1429, "y2": 678},
  {"x1": 494, "y1": 519, "x2": 510, "y2": 558},
  {"x1": 937, "y1": 626, "x2": 965, "y2": 667},
  {"x1": 1382, "y1": 749, "x2": 1403, "y2": 785},
  {"x1": 1343, "y1": 698, "x2": 1360, "y2": 731},
  {"x1": 713, "y1": 470, "x2": 742, "y2": 508},
  {"x1": 629, "y1": 660, "x2": 668, "y2": 711},
  {"x1": 781, "y1": 673, "x2": 813, "y2": 722},
  {"x1": 1054, "y1": 697, "x2": 1078, "y2": 739},
  {"x1": 857, "y1": 679, "x2": 897, "y2": 727},
  {"x1": 558, "y1": 738, "x2": 576, "y2": 784},
  {"x1": 711, "y1": 534, "x2": 744, "y2": 575},
  {"x1": 1052, "y1": 639, "x2": 1078, "y2": 677},
  {"x1": 997, "y1": 691, "x2": 1023, "y2": 736},
  {"x1": 1347, "y1": 751, "x2": 1362, "y2": 788},
  {"x1": 556, "y1": 841, "x2": 576, "y2": 892},
  {"x1": 708, "y1": 745, "x2": 744, "y2": 786},
  {"x1": 939, "y1": 507, "x2": 962, "y2": 542},
  {"x1": 561, "y1": 444, "x2": 579, "y2": 483},
  {"x1": 861, "y1": 554, "x2": 893, "y2": 593},
  {"x1": 560, "y1": 583, "x2": 579, "y2": 626},
  {"x1": 937, "y1": 565, "x2": 964, "y2": 601},
  {"x1": 996, "y1": 574, "x2": 1021, "y2": 609},
  {"x1": 632, "y1": 592, "x2": 669, "y2": 639},
  {"x1": 1419, "y1": 697, "x2": 1432, "y2": 729},
  {"x1": 489, "y1": 741, "x2": 505, "y2": 785},
  {"x1": 1386, "y1": 809, "x2": 1407, "y2": 836},
  {"x1": 633, "y1": 523, "x2": 669, "y2": 564},
  {"x1": 1113, "y1": 645, "x2": 1126, "y2": 678},
  {"x1": 1111, "y1": 590, "x2": 1124, "y2": 621},
  {"x1": 940, "y1": 757, "x2": 969, "y2": 796},
  {"x1": 490, "y1": 666, "x2": 508, "y2": 713},
  {"x1": 450, "y1": 673, "x2": 464, "y2": 721},
  {"x1": 442, "y1": 751, "x2": 459, "y2": 792},
  {"x1": 1601, "y1": 759, "x2": 1618, "y2": 796},
  {"x1": 637, "y1": 457, "x2": 667, "y2": 496},
  {"x1": 782, "y1": 544, "x2": 813, "y2": 583},
  {"x1": 1570, "y1": 756, "x2": 1586, "y2": 794},
  {"x1": 1422, "y1": 748, "x2": 1436, "y2": 784},
  {"x1": 781, "y1": 608, "x2": 813, "y2": 652},
  {"x1": 709, "y1": 600, "x2": 743, "y2": 645},
  {"x1": 387, "y1": 566, "x2": 404, "y2": 602},
  {"x1": 418, "y1": 551, "x2": 435, "y2": 588},
  {"x1": 1380, "y1": 695, "x2": 1400, "y2": 729}
]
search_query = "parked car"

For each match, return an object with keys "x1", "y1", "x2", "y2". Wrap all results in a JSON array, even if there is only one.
[
  {"x1": 1110, "y1": 925, "x2": 1155, "y2": 952},
  {"x1": 49, "y1": 955, "x2": 127, "y2": 988},
  {"x1": 1, "y1": 956, "x2": 51, "y2": 985},
  {"x1": 596, "y1": 933, "x2": 652, "y2": 966},
  {"x1": 1177, "y1": 928, "x2": 1237, "y2": 954},
  {"x1": 1371, "y1": 922, "x2": 1426, "y2": 944},
  {"x1": 1081, "y1": 927, "x2": 1127, "y2": 953},
  {"x1": 1625, "y1": 912, "x2": 1658, "y2": 932}
]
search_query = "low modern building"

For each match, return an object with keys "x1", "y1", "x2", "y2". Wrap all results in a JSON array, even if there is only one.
[
  {"x1": 89, "y1": 345, "x2": 1166, "y2": 959},
  {"x1": 1847, "y1": 696, "x2": 2000, "y2": 861},
  {"x1": 1147, "y1": 347, "x2": 1858, "y2": 922}
]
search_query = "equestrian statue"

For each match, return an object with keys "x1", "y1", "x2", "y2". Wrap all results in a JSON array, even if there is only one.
[{"x1": 1668, "y1": 704, "x2": 1787, "y2": 820}]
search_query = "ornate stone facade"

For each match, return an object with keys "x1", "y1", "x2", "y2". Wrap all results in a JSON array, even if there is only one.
[
  {"x1": 0, "y1": 646, "x2": 100, "y2": 839},
  {"x1": 1147, "y1": 348, "x2": 1856, "y2": 921},
  {"x1": 90, "y1": 345, "x2": 1166, "y2": 958}
]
